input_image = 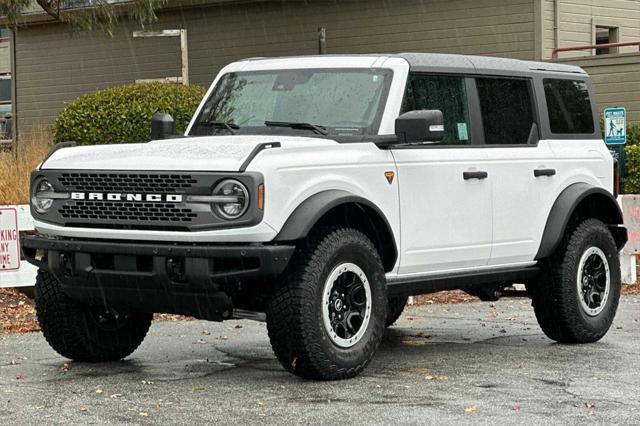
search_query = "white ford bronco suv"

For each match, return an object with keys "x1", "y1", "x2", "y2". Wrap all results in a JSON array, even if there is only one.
[{"x1": 23, "y1": 53, "x2": 627, "y2": 380}]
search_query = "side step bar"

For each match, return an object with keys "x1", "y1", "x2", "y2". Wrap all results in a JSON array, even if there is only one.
[{"x1": 386, "y1": 266, "x2": 540, "y2": 297}]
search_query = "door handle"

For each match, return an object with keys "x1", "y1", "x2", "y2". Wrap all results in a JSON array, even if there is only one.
[
  {"x1": 463, "y1": 171, "x2": 488, "y2": 180},
  {"x1": 534, "y1": 168, "x2": 556, "y2": 177}
]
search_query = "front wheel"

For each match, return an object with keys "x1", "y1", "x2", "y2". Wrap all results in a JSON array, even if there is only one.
[
  {"x1": 530, "y1": 218, "x2": 621, "y2": 343},
  {"x1": 266, "y1": 227, "x2": 387, "y2": 380}
]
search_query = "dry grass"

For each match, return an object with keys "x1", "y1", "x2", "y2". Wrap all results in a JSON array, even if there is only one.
[{"x1": 0, "y1": 127, "x2": 53, "y2": 205}]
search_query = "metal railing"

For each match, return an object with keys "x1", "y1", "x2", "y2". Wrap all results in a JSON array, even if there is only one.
[{"x1": 551, "y1": 41, "x2": 640, "y2": 59}]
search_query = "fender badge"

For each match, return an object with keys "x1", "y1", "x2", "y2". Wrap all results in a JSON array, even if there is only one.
[{"x1": 384, "y1": 171, "x2": 395, "y2": 184}]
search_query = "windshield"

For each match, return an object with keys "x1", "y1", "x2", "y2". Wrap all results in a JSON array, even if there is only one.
[{"x1": 189, "y1": 68, "x2": 393, "y2": 137}]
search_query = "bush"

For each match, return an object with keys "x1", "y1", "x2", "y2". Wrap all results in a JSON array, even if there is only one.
[
  {"x1": 54, "y1": 83, "x2": 205, "y2": 145},
  {"x1": 627, "y1": 123, "x2": 640, "y2": 146},
  {"x1": 625, "y1": 141, "x2": 640, "y2": 193}
]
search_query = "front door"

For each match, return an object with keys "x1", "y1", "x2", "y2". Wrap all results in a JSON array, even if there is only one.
[{"x1": 392, "y1": 74, "x2": 492, "y2": 276}]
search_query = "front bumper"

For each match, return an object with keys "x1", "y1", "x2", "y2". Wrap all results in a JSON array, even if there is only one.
[{"x1": 22, "y1": 233, "x2": 295, "y2": 320}]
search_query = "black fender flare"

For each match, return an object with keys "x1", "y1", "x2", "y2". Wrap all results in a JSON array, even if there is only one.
[
  {"x1": 535, "y1": 183, "x2": 626, "y2": 260},
  {"x1": 273, "y1": 190, "x2": 398, "y2": 267}
]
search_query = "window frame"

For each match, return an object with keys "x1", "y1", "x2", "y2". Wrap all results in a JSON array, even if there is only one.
[
  {"x1": 472, "y1": 75, "x2": 541, "y2": 148},
  {"x1": 592, "y1": 19, "x2": 621, "y2": 56},
  {"x1": 536, "y1": 74, "x2": 600, "y2": 140},
  {"x1": 399, "y1": 72, "x2": 477, "y2": 147},
  {"x1": 394, "y1": 72, "x2": 542, "y2": 149}
]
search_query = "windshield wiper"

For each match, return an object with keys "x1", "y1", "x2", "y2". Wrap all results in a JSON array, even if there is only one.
[
  {"x1": 195, "y1": 121, "x2": 239, "y2": 134},
  {"x1": 264, "y1": 121, "x2": 328, "y2": 136}
]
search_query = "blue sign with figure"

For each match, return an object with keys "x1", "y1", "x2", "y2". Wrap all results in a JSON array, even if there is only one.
[{"x1": 604, "y1": 107, "x2": 626, "y2": 145}]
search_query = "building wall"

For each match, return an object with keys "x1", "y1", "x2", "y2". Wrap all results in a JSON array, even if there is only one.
[
  {"x1": 14, "y1": 0, "x2": 536, "y2": 133},
  {"x1": 558, "y1": 53, "x2": 640, "y2": 124},
  {"x1": 544, "y1": 0, "x2": 640, "y2": 59}
]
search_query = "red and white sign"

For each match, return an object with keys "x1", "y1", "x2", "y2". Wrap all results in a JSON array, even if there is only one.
[{"x1": 0, "y1": 208, "x2": 20, "y2": 271}]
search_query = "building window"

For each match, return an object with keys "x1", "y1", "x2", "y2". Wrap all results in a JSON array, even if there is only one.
[{"x1": 595, "y1": 26, "x2": 619, "y2": 55}]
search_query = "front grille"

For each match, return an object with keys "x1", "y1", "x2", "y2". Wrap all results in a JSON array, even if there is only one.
[
  {"x1": 57, "y1": 173, "x2": 198, "y2": 193},
  {"x1": 60, "y1": 201, "x2": 198, "y2": 223},
  {"x1": 34, "y1": 170, "x2": 263, "y2": 231}
]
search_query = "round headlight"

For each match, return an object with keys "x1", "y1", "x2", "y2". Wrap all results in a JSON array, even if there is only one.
[
  {"x1": 31, "y1": 178, "x2": 55, "y2": 214},
  {"x1": 212, "y1": 179, "x2": 249, "y2": 220}
]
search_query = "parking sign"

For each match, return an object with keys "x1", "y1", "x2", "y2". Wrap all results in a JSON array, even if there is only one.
[
  {"x1": 0, "y1": 208, "x2": 20, "y2": 271},
  {"x1": 604, "y1": 107, "x2": 626, "y2": 145}
]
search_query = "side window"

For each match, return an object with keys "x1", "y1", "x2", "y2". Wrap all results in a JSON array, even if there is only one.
[
  {"x1": 543, "y1": 79, "x2": 595, "y2": 134},
  {"x1": 476, "y1": 78, "x2": 535, "y2": 145},
  {"x1": 401, "y1": 74, "x2": 471, "y2": 145}
]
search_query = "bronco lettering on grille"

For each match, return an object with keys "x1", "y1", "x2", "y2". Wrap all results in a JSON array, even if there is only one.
[{"x1": 70, "y1": 193, "x2": 183, "y2": 203}]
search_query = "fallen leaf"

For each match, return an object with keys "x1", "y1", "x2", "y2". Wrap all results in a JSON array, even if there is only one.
[
  {"x1": 465, "y1": 405, "x2": 478, "y2": 413},
  {"x1": 575, "y1": 402, "x2": 596, "y2": 409}
]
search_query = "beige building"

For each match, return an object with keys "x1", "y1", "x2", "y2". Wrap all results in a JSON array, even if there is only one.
[{"x1": 2, "y1": 0, "x2": 640, "y2": 138}]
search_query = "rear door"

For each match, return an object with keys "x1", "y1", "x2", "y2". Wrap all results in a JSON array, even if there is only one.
[
  {"x1": 474, "y1": 76, "x2": 559, "y2": 266},
  {"x1": 392, "y1": 74, "x2": 492, "y2": 276}
]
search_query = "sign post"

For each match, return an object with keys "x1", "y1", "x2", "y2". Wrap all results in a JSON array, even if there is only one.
[
  {"x1": 0, "y1": 208, "x2": 20, "y2": 271},
  {"x1": 604, "y1": 107, "x2": 627, "y2": 177}
]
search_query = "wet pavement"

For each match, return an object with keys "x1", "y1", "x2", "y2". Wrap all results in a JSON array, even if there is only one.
[{"x1": 1, "y1": 296, "x2": 639, "y2": 425}]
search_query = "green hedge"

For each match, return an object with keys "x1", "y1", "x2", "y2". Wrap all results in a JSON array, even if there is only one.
[
  {"x1": 54, "y1": 83, "x2": 206, "y2": 145},
  {"x1": 624, "y1": 123, "x2": 640, "y2": 193}
]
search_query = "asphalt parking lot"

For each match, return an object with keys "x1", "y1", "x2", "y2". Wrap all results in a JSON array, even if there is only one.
[{"x1": 1, "y1": 296, "x2": 639, "y2": 425}]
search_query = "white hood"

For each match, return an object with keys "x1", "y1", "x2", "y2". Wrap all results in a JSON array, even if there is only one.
[{"x1": 40, "y1": 135, "x2": 337, "y2": 171}]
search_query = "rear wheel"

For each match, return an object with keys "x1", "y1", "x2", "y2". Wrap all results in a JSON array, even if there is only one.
[
  {"x1": 266, "y1": 227, "x2": 387, "y2": 380},
  {"x1": 530, "y1": 218, "x2": 621, "y2": 343},
  {"x1": 35, "y1": 269, "x2": 152, "y2": 362}
]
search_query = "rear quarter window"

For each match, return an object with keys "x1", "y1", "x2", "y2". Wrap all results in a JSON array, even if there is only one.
[{"x1": 543, "y1": 79, "x2": 595, "y2": 134}]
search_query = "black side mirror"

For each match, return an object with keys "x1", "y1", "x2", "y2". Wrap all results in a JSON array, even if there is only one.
[
  {"x1": 150, "y1": 112, "x2": 176, "y2": 140},
  {"x1": 395, "y1": 110, "x2": 445, "y2": 144}
]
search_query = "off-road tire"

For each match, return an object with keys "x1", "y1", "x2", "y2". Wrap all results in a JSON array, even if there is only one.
[
  {"x1": 386, "y1": 296, "x2": 408, "y2": 327},
  {"x1": 35, "y1": 269, "x2": 152, "y2": 362},
  {"x1": 266, "y1": 227, "x2": 387, "y2": 380},
  {"x1": 530, "y1": 218, "x2": 621, "y2": 343}
]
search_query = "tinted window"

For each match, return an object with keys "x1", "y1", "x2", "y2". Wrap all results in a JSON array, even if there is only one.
[
  {"x1": 544, "y1": 79, "x2": 594, "y2": 134},
  {"x1": 401, "y1": 74, "x2": 470, "y2": 145},
  {"x1": 476, "y1": 78, "x2": 535, "y2": 145}
]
